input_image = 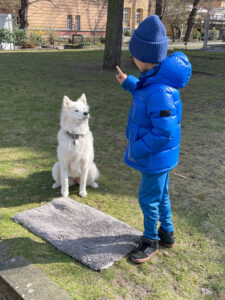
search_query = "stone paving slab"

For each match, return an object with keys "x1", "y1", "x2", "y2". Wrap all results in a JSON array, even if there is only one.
[{"x1": 0, "y1": 249, "x2": 72, "y2": 300}]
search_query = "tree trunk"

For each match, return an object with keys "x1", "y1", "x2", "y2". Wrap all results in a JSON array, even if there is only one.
[
  {"x1": 19, "y1": 0, "x2": 55, "y2": 29},
  {"x1": 177, "y1": 27, "x2": 181, "y2": 41},
  {"x1": 103, "y1": 0, "x2": 124, "y2": 70},
  {"x1": 19, "y1": 0, "x2": 29, "y2": 29},
  {"x1": 155, "y1": 0, "x2": 163, "y2": 20},
  {"x1": 184, "y1": 0, "x2": 201, "y2": 42},
  {"x1": 171, "y1": 25, "x2": 175, "y2": 42},
  {"x1": 147, "y1": 0, "x2": 152, "y2": 16}
]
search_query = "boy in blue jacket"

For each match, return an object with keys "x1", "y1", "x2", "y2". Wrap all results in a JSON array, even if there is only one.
[{"x1": 116, "y1": 15, "x2": 191, "y2": 263}]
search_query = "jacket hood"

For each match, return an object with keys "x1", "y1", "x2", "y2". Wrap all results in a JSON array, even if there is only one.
[{"x1": 139, "y1": 52, "x2": 192, "y2": 89}]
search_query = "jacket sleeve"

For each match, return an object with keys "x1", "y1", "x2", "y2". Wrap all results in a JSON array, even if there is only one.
[
  {"x1": 122, "y1": 75, "x2": 139, "y2": 95},
  {"x1": 132, "y1": 91, "x2": 178, "y2": 157}
]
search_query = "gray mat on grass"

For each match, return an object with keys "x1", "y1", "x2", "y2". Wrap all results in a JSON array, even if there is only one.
[{"x1": 12, "y1": 197, "x2": 141, "y2": 270}]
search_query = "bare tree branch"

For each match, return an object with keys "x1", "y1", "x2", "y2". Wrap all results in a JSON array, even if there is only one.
[
  {"x1": 163, "y1": 0, "x2": 190, "y2": 42},
  {"x1": 19, "y1": 0, "x2": 57, "y2": 29},
  {"x1": 28, "y1": 0, "x2": 56, "y2": 8},
  {"x1": 184, "y1": 0, "x2": 201, "y2": 42}
]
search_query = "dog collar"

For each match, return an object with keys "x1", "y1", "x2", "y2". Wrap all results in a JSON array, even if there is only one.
[{"x1": 66, "y1": 131, "x2": 84, "y2": 145}]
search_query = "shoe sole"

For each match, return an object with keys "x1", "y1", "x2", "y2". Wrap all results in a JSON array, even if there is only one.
[
  {"x1": 159, "y1": 241, "x2": 175, "y2": 248},
  {"x1": 131, "y1": 249, "x2": 158, "y2": 264}
]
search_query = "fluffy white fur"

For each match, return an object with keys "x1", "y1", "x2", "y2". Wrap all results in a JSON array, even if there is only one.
[{"x1": 52, "y1": 94, "x2": 99, "y2": 197}]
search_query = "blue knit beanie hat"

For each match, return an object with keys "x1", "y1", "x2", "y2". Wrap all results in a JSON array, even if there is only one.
[{"x1": 129, "y1": 15, "x2": 168, "y2": 63}]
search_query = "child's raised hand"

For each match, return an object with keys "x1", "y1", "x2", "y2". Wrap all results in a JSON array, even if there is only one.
[{"x1": 116, "y1": 66, "x2": 127, "y2": 85}]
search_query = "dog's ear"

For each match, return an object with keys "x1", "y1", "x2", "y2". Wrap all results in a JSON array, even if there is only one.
[
  {"x1": 62, "y1": 95, "x2": 71, "y2": 108},
  {"x1": 78, "y1": 93, "x2": 87, "y2": 105}
]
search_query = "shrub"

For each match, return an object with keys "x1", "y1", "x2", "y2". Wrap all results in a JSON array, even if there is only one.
[
  {"x1": 82, "y1": 36, "x2": 93, "y2": 43},
  {"x1": 13, "y1": 26, "x2": 27, "y2": 47},
  {"x1": 100, "y1": 36, "x2": 105, "y2": 44},
  {"x1": 208, "y1": 29, "x2": 219, "y2": 41},
  {"x1": 47, "y1": 28, "x2": 59, "y2": 46},
  {"x1": 29, "y1": 31, "x2": 46, "y2": 46},
  {"x1": 22, "y1": 41, "x2": 36, "y2": 49},
  {"x1": 0, "y1": 28, "x2": 13, "y2": 49},
  {"x1": 123, "y1": 30, "x2": 132, "y2": 37},
  {"x1": 221, "y1": 30, "x2": 225, "y2": 42},
  {"x1": 192, "y1": 30, "x2": 201, "y2": 41}
]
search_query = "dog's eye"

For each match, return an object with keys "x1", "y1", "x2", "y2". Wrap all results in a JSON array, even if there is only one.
[{"x1": 75, "y1": 110, "x2": 79, "y2": 112}]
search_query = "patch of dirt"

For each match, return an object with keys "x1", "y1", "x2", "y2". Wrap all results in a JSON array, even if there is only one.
[
  {"x1": 200, "y1": 287, "x2": 213, "y2": 295},
  {"x1": 12, "y1": 167, "x2": 26, "y2": 175},
  {"x1": 114, "y1": 276, "x2": 153, "y2": 300},
  {"x1": 192, "y1": 71, "x2": 218, "y2": 77}
]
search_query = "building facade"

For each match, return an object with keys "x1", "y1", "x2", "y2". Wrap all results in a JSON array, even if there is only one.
[
  {"x1": 0, "y1": 0, "x2": 156, "y2": 38},
  {"x1": 3, "y1": 0, "x2": 224, "y2": 41},
  {"x1": 0, "y1": 0, "x2": 20, "y2": 18},
  {"x1": 26, "y1": 0, "x2": 155, "y2": 37},
  {"x1": 27, "y1": 0, "x2": 108, "y2": 37},
  {"x1": 201, "y1": 0, "x2": 225, "y2": 9},
  {"x1": 123, "y1": 0, "x2": 155, "y2": 32}
]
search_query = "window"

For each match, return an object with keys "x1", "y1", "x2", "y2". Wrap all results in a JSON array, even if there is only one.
[
  {"x1": 75, "y1": 15, "x2": 80, "y2": 30},
  {"x1": 67, "y1": 15, "x2": 72, "y2": 30},
  {"x1": 123, "y1": 8, "x2": 130, "y2": 25},
  {"x1": 136, "y1": 9, "x2": 142, "y2": 24}
]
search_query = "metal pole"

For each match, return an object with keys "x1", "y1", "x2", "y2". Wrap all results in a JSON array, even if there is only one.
[
  {"x1": 94, "y1": 16, "x2": 97, "y2": 44},
  {"x1": 203, "y1": 9, "x2": 210, "y2": 50}
]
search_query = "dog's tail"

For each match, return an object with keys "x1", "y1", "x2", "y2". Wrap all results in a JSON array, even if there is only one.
[
  {"x1": 88, "y1": 162, "x2": 100, "y2": 183},
  {"x1": 52, "y1": 162, "x2": 60, "y2": 185}
]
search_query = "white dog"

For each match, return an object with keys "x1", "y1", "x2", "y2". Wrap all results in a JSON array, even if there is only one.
[{"x1": 52, "y1": 94, "x2": 99, "y2": 197}]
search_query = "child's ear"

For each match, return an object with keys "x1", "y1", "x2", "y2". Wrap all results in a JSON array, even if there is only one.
[
  {"x1": 62, "y1": 95, "x2": 71, "y2": 108},
  {"x1": 78, "y1": 93, "x2": 87, "y2": 105}
]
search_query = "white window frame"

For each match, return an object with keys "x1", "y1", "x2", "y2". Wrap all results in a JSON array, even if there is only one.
[
  {"x1": 67, "y1": 15, "x2": 72, "y2": 30},
  {"x1": 123, "y1": 8, "x2": 129, "y2": 24},
  {"x1": 136, "y1": 9, "x2": 142, "y2": 24},
  {"x1": 75, "y1": 15, "x2": 80, "y2": 30}
]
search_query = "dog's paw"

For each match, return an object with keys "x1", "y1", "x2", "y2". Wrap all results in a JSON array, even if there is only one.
[
  {"x1": 91, "y1": 182, "x2": 98, "y2": 189},
  {"x1": 79, "y1": 190, "x2": 87, "y2": 197},
  {"x1": 61, "y1": 189, "x2": 69, "y2": 198},
  {"x1": 52, "y1": 182, "x2": 60, "y2": 189}
]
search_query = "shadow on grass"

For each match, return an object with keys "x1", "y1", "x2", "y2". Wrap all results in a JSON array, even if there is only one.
[
  {"x1": 0, "y1": 171, "x2": 56, "y2": 208},
  {"x1": 0, "y1": 167, "x2": 136, "y2": 208},
  {"x1": 0, "y1": 170, "x2": 99, "y2": 208},
  {"x1": 2, "y1": 235, "x2": 141, "y2": 272},
  {"x1": 2, "y1": 237, "x2": 90, "y2": 270}
]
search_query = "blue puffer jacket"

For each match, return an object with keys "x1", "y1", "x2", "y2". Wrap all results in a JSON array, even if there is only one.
[{"x1": 122, "y1": 52, "x2": 192, "y2": 174}]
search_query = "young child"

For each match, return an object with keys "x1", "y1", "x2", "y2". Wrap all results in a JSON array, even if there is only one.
[{"x1": 116, "y1": 15, "x2": 192, "y2": 264}]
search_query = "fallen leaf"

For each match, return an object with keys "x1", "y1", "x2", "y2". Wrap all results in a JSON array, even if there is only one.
[
  {"x1": 200, "y1": 288, "x2": 213, "y2": 295},
  {"x1": 163, "y1": 251, "x2": 170, "y2": 257}
]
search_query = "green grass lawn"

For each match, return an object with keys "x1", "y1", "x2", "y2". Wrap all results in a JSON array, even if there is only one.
[{"x1": 0, "y1": 49, "x2": 225, "y2": 300}]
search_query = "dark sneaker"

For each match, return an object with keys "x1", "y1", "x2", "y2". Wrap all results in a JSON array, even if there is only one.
[
  {"x1": 158, "y1": 227, "x2": 175, "y2": 248},
  {"x1": 130, "y1": 237, "x2": 158, "y2": 264}
]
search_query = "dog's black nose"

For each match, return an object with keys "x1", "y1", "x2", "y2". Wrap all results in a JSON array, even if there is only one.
[{"x1": 83, "y1": 112, "x2": 89, "y2": 116}]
